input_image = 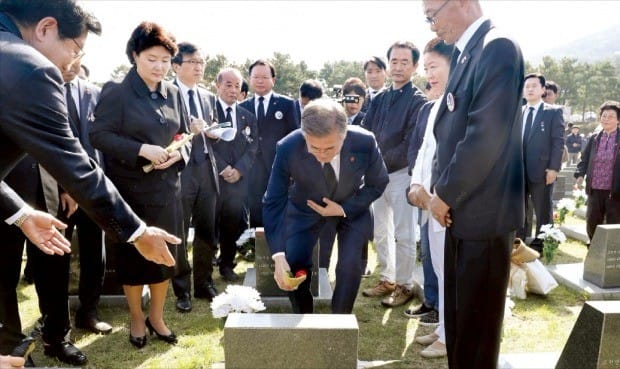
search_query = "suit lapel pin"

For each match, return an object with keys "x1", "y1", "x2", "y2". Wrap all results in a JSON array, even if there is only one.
[
  {"x1": 349, "y1": 156, "x2": 355, "y2": 163},
  {"x1": 446, "y1": 92, "x2": 456, "y2": 112},
  {"x1": 460, "y1": 55, "x2": 467, "y2": 64},
  {"x1": 275, "y1": 111, "x2": 283, "y2": 120}
]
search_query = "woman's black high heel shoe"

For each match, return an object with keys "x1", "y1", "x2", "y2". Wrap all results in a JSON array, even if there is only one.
[
  {"x1": 145, "y1": 317, "x2": 177, "y2": 344},
  {"x1": 129, "y1": 333, "x2": 147, "y2": 348}
]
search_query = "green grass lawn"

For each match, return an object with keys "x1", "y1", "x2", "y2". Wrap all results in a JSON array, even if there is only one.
[{"x1": 17, "y1": 227, "x2": 588, "y2": 369}]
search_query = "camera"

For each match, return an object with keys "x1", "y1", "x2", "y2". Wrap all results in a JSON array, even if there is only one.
[{"x1": 343, "y1": 95, "x2": 360, "y2": 104}]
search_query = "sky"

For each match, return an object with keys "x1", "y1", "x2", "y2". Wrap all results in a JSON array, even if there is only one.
[{"x1": 78, "y1": 1, "x2": 620, "y2": 83}]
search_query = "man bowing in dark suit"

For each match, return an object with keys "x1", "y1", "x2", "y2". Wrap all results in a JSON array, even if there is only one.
[
  {"x1": 264, "y1": 99, "x2": 388, "y2": 314},
  {"x1": 240, "y1": 59, "x2": 299, "y2": 228},
  {"x1": 518, "y1": 73, "x2": 565, "y2": 250},
  {"x1": 422, "y1": 1, "x2": 525, "y2": 368}
]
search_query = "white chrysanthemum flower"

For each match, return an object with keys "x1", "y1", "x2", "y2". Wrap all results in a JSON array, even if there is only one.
[
  {"x1": 557, "y1": 198, "x2": 576, "y2": 212},
  {"x1": 210, "y1": 285, "x2": 266, "y2": 318}
]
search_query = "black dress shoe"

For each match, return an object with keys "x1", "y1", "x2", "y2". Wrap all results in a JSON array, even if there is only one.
[
  {"x1": 220, "y1": 267, "x2": 239, "y2": 282},
  {"x1": 194, "y1": 283, "x2": 218, "y2": 300},
  {"x1": 145, "y1": 318, "x2": 177, "y2": 344},
  {"x1": 175, "y1": 295, "x2": 192, "y2": 313},
  {"x1": 43, "y1": 340, "x2": 88, "y2": 366},
  {"x1": 11, "y1": 336, "x2": 35, "y2": 362},
  {"x1": 75, "y1": 316, "x2": 113, "y2": 335},
  {"x1": 24, "y1": 355, "x2": 36, "y2": 368}
]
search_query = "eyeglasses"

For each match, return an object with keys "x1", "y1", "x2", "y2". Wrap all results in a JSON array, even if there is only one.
[
  {"x1": 71, "y1": 38, "x2": 85, "y2": 59},
  {"x1": 182, "y1": 60, "x2": 205, "y2": 66},
  {"x1": 425, "y1": 0, "x2": 450, "y2": 25}
]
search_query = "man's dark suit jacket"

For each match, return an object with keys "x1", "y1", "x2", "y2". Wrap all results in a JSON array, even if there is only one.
[
  {"x1": 239, "y1": 93, "x2": 299, "y2": 174},
  {"x1": 213, "y1": 102, "x2": 258, "y2": 182},
  {"x1": 432, "y1": 20, "x2": 525, "y2": 240},
  {"x1": 294, "y1": 99, "x2": 302, "y2": 125},
  {"x1": 523, "y1": 103, "x2": 565, "y2": 183},
  {"x1": 349, "y1": 111, "x2": 365, "y2": 126},
  {"x1": 69, "y1": 78, "x2": 103, "y2": 166},
  {"x1": 0, "y1": 12, "x2": 141, "y2": 242},
  {"x1": 408, "y1": 101, "x2": 435, "y2": 173},
  {"x1": 263, "y1": 126, "x2": 388, "y2": 256}
]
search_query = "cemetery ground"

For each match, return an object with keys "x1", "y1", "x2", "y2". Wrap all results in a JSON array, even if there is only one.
[{"x1": 17, "y1": 216, "x2": 588, "y2": 369}]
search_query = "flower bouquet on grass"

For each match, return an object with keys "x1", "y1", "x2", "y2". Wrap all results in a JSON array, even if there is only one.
[
  {"x1": 572, "y1": 188, "x2": 587, "y2": 208},
  {"x1": 555, "y1": 198, "x2": 576, "y2": 225},
  {"x1": 236, "y1": 228, "x2": 255, "y2": 261},
  {"x1": 537, "y1": 224, "x2": 566, "y2": 264},
  {"x1": 211, "y1": 285, "x2": 266, "y2": 319}
]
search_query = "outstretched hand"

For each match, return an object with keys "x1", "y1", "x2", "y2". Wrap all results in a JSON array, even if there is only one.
[
  {"x1": 20, "y1": 210, "x2": 71, "y2": 255},
  {"x1": 132, "y1": 226, "x2": 181, "y2": 267},
  {"x1": 0, "y1": 354, "x2": 25, "y2": 368}
]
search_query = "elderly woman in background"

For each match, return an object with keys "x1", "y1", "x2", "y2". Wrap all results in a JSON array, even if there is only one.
[
  {"x1": 574, "y1": 100, "x2": 620, "y2": 245},
  {"x1": 90, "y1": 22, "x2": 188, "y2": 348}
]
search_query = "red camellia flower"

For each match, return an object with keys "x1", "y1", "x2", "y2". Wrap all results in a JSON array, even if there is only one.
[
  {"x1": 553, "y1": 212, "x2": 559, "y2": 219},
  {"x1": 295, "y1": 270, "x2": 307, "y2": 278},
  {"x1": 173, "y1": 133, "x2": 184, "y2": 141}
]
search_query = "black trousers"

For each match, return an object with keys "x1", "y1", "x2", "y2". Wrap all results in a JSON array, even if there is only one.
[
  {"x1": 65, "y1": 208, "x2": 105, "y2": 320},
  {"x1": 519, "y1": 180, "x2": 554, "y2": 244},
  {"x1": 247, "y1": 156, "x2": 269, "y2": 228},
  {"x1": 318, "y1": 220, "x2": 368, "y2": 272},
  {"x1": 444, "y1": 230, "x2": 513, "y2": 369},
  {"x1": 586, "y1": 189, "x2": 620, "y2": 241},
  {"x1": 173, "y1": 160, "x2": 218, "y2": 297},
  {"x1": 215, "y1": 178, "x2": 249, "y2": 271}
]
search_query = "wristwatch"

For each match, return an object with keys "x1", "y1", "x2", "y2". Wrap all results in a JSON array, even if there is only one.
[{"x1": 14, "y1": 212, "x2": 31, "y2": 228}]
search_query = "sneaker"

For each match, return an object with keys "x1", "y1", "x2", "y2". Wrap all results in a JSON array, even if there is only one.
[
  {"x1": 404, "y1": 303, "x2": 435, "y2": 318},
  {"x1": 420, "y1": 340, "x2": 447, "y2": 358},
  {"x1": 381, "y1": 285, "x2": 415, "y2": 307},
  {"x1": 415, "y1": 332, "x2": 439, "y2": 345},
  {"x1": 419, "y1": 309, "x2": 439, "y2": 326},
  {"x1": 362, "y1": 280, "x2": 395, "y2": 297}
]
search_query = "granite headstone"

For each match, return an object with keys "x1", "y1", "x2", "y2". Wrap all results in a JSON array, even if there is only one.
[
  {"x1": 583, "y1": 224, "x2": 620, "y2": 288},
  {"x1": 556, "y1": 301, "x2": 620, "y2": 369},
  {"x1": 254, "y1": 228, "x2": 318, "y2": 296}
]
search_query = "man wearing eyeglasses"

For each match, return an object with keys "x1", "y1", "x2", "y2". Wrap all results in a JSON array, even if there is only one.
[
  {"x1": 264, "y1": 99, "x2": 388, "y2": 314},
  {"x1": 170, "y1": 42, "x2": 220, "y2": 313},
  {"x1": 422, "y1": 1, "x2": 524, "y2": 368},
  {"x1": 0, "y1": 0, "x2": 180, "y2": 365}
]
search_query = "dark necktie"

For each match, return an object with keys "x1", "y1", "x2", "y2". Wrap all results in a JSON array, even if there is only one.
[
  {"x1": 225, "y1": 106, "x2": 232, "y2": 124},
  {"x1": 523, "y1": 106, "x2": 535, "y2": 146},
  {"x1": 188, "y1": 89, "x2": 199, "y2": 118},
  {"x1": 65, "y1": 83, "x2": 80, "y2": 134},
  {"x1": 257, "y1": 96, "x2": 265, "y2": 124},
  {"x1": 449, "y1": 48, "x2": 461, "y2": 77},
  {"x1": 323, "y1": 162, "x2": 337, "y2": 198}
]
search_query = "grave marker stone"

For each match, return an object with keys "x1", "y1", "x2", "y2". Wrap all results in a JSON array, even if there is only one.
[{"x1": 583, "y1": 225, "x2": 620, "y2": 288}]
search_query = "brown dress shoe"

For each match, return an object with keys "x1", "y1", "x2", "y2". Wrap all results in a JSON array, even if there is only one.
[{"x1": 362, "y1": 280, "x2": 396, "y2": 297}]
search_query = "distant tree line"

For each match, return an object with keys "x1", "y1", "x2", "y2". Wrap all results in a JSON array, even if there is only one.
[{"x1": 108, "y1": 53, "x2": 618, "y2": 119}]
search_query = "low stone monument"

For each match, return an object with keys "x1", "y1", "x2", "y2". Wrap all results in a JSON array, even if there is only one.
[
  {"x1": 224, "y1": 313, "x2": 358, "y2": 369},
  {"x1": 583, "y1": 224, "x2": 620, "y2": 288},
  {"x1": 244, "y1": 228, "x2": 332, "y2": 308},
  {"x1": 556, "y1": 301, "x2": 620, "y2": 369}
]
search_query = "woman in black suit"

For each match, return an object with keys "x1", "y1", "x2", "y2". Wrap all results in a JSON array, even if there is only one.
[{"x1": 90, "y1": 22, "x2": 187, "y2": 348}]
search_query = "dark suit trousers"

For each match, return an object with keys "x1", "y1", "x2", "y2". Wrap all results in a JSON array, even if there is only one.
[
  {"x1": 586, "y1": 189, "x2": 620, "y2": 241},
  {"x1": 65, "y1": 208, "x2": 105, "y2": 319},
  {"x1": 288, "y1": 219, "x2": 365, "y2": 314},
  {"x1": 319, "y1": 219, "x2": 368, "y2": 272},
  {"x1": 0, "y1": 224, "x2": 27, "y2": 354},
  {"x1": 216, "y1": 179, "x2": 249, "y2": 271},
  {"x1": 522, "y1": 180, "x2": 554, "y2": 240},
  {"x1": 173, "y1": 159, "x2": 217, "y2": 297},
  {"x1": 248, "y1": 155, "x2": 269, "y2": 228},
  {"x1": 444, "y1": 230, "x2": 513, "y2": 369}
]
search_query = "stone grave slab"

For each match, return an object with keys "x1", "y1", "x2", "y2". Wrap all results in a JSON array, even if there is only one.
[
  {"x1": 556, "y1": 301, "x2": 620, "y2": 369},
  {"x1": 548, "y1": 263, "x2": 620, "y2": 300},
  {"x1": 559, "y1": 223, "x2": 589, "y2": 244},
  {"x1": 254, "y1": 227, "x2": 319, "y2": 296},
  {"x1": 224, "y1": 313, "x2": 358, "y2": 369},
  {"x1": 244, "y1": 267, "x2": 332, "y2": 308},
  {"x1": 584, "y1": 224, "x2": 620, "y2": 288}
]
